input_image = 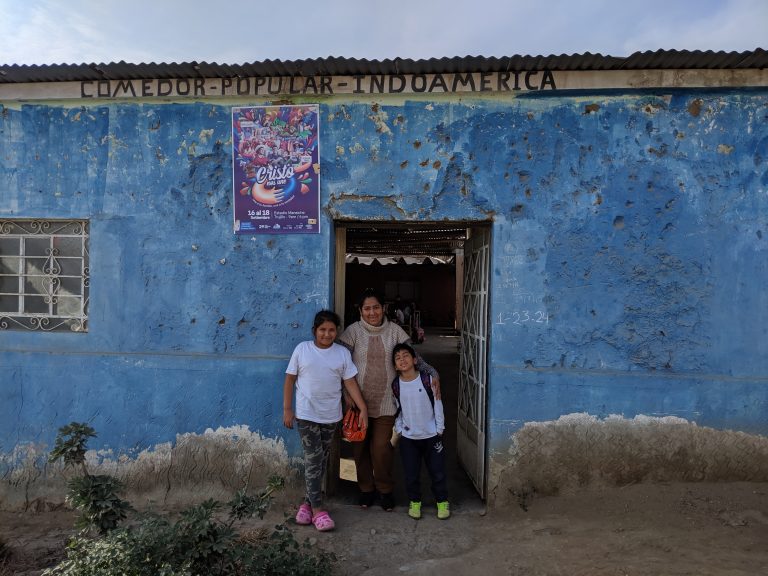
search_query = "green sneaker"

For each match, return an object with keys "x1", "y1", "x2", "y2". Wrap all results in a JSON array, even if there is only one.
[
  {"x1": 436, "y1": 501, "x2": 450, "y2": 520},
  {"x1": 408, "y1": 501, "x2": 422, "y2": 519}
]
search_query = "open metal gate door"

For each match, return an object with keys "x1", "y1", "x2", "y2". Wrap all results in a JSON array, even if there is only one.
[{"x1": 457, "y1": 227, "x2": 490, "y2": 498}]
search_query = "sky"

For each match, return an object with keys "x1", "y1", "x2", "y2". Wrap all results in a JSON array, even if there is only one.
[{"x1": 0, "y1": 0, "x2": 765, "y2": 66}]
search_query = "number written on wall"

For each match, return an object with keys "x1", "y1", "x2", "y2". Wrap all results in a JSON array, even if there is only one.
[{"x1": 496, "y1": 311, "x2": 550, "y2": 325}]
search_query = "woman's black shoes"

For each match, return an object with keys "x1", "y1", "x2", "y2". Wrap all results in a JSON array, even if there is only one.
[
  {"x1": 358, "y1": 491, "x2": 376, "y2": 508},
  {"x1": 358, "y1": 490, "x2": 394, "y2": 510},
  {"x1": 380, "y1": 492, "x2": 395, "y2": 511}
]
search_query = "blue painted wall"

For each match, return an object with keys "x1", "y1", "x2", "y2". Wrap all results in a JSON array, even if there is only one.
[{"x1": 1, "y1": 90, "x2": 766, "y2": 471}]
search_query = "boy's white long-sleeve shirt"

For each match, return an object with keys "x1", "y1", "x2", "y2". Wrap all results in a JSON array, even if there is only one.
[{"x1": 394, "y1": 373, "x2": 444, "y2": 439}]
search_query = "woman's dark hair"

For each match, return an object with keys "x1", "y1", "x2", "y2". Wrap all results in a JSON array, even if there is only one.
[
  {"x1": 357, "y1": 288, "x2": 384, "y2": 310},
  {"x1": 312, "y1": 310, "x2": 341, "y2": 331},
  {"x1": 392, "y1": 342, "x2": 416, "y2": 364}
]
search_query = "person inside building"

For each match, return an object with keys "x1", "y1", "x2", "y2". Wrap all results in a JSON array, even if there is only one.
[
  {"x1": 338, "y1": 288, "x2": 439, "y2": 511},
  {"x1": 395, "y1": 305, "x2": 405, "y2": 326}
]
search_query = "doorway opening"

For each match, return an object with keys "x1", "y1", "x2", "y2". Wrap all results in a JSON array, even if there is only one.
[{"x1": 330, "y1": 220, "x2": 491, "y2": 506}]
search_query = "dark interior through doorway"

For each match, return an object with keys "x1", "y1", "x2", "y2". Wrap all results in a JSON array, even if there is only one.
[{"x1": 332, "y1": 221, "x2": 484, "y2": 510}]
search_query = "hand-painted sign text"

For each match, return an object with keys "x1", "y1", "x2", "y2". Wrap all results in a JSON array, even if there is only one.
[{"x1": 80, "y1": 71, "x2": 557, "y2": 99}]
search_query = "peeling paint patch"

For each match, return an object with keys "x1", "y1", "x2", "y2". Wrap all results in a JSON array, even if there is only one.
[
  {"x1": 492, "y1": 413, "x2": 768, "y2": 505},
  {"x1": 368, "y1": 109, "x2": 392, "y2": 135},
  {"x1": 101, "y1": 133, "x2": 128, "y2": 149},
  {"x1": 198, "y1": 129, "x2": 214, "y2": 143},
  {"x1": 583, "y1": 103, "x2": 600, "y2": 115},
  {"x1": 335, "y1": 145, "x2": 345, "y2": 156},
  {"x1": 648, "y1": 145, "x2": 667, "y2": 157},
  {"x1": 688, "y1": 99, "x2": 703, "y2": 117},
  {"x1": 717, "y1": 144, "x2": 734, "y2": 154}
]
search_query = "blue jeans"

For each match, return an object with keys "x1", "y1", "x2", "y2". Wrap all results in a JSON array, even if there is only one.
[{"x1": 398, "y1": 435, "x2": 448, "y2": 503}]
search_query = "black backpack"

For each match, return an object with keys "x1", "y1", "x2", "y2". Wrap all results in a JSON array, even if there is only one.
[{"x1": 391, "y1": 371, "x2": 434, "y2": 417}]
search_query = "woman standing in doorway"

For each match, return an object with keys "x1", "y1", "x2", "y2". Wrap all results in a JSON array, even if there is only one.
[{"x1": 339, "y1": 288, "x2": 439, "y2": 511}]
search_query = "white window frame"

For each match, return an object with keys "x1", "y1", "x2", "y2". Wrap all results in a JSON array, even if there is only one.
[{"x1": 0, "y1": 219, "x2": 89, "y2": 332}]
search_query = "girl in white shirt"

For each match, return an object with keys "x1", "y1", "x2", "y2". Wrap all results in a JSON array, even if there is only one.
[
  {"x1": 392, "y1": 343, "x2": 450, "y2": 520},
  {"x1": 283, "y1": 310, "x2": 367, "y2": 531}
]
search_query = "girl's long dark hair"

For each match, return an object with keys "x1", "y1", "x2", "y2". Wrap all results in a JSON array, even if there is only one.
[{"x1": 312, "y1": 309, "x2": 341, "y2": 331}]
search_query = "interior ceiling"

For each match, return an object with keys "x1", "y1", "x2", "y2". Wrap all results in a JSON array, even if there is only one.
[{"x1": 344, "y1": 223, "x2": 469, "y2": 257}]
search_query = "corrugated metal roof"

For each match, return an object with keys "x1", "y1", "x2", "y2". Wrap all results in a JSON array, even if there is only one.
[
  {"x1": 345, "y1": 223, "x2": 469, "y2": 257},
  {"x1": 1, "y1": 49, "x2": 766, "y2": 84}
]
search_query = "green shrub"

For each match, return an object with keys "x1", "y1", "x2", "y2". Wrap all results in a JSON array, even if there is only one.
[
  {"x1": 48, "y1": 423, "x2": 96, "y2": 476},
  {"x1": 43, "y1": 491, "x2": 335, "y2": 576},
  {"x1": 245, "y1": 524, "x2": 336, "y2": 576},
  {"x1": 173, "y1": 499, "x2": 237, "y2": 575},
  {"x1": 48, "y1": 422, "x2": 131, "y2": 535},
  {"x1": 43, "y1": 423, "x2": 334, "y2": 576},
  {"x1": 66, "y1": 475, "x2": 132, "y2": 534}
]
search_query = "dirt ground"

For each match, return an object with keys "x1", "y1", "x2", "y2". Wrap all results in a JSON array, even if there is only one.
[{"x1": 2, "y1": 481, "x2": 767, "y2": 576}]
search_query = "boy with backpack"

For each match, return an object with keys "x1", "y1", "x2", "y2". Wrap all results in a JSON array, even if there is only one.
[{"x1": 391, "y1": 343, "x2": 450, "y2": 520}]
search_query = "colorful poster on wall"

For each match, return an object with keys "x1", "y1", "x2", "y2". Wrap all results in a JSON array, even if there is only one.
[{"x1": 232, "y1": 105, "x2": 320, "y2": 234}]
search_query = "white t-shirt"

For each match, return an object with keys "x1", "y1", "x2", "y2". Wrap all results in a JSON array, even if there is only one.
[
  {"x1": 394, "y1": 373, "x2": 445, "y2": 440},
  {"x1": 286, "y1": 341, "x2": 358, "y2": 424}
]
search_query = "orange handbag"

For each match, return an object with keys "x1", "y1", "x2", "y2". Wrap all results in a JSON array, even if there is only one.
[{"x1": 342, "y1": 408, "x2": 366, "y2": 442}]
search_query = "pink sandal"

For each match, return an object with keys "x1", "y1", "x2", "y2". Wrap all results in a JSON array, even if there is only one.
[
  {"x1": 312, "y1": 510, "x2": 335, "y2": 532},
  {"x1": 295, "y1": 502, "x2": 313, "y2": 525}
]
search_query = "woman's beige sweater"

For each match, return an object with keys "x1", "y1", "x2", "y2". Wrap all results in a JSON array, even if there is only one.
[{"x1": 339, "y1": 318, "x2": 410, "y2": 418}]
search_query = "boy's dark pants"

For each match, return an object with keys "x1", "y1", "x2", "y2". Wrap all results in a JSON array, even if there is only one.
[{"x1": 398, "y1": 435, "x2": 448, "y2": 503}]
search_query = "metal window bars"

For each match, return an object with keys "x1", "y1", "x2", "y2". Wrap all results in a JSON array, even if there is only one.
[{"x1": 0, "y1": 219, "x2": 89, "y2": 332}]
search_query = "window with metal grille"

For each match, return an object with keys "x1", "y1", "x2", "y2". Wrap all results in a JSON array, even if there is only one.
[{"x1": 0, "y1": 219, "x2": 89, "y2": 332}]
